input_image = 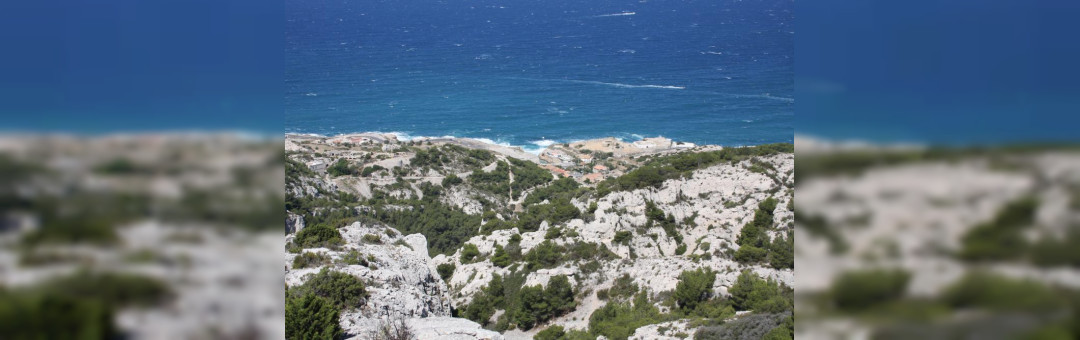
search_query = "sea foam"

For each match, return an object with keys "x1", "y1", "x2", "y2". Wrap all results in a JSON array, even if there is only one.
[{"x1": 522, "y1": 139, "x2": 558, "y2": 155}]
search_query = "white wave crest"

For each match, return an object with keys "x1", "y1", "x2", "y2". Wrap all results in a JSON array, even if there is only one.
[
  {"x1": 385, "y1": 131, "x2": 416, "y2": 141},
  {"x1": 472, "y1": 138, "x2": 513, "y2": 148},
  {"x1": 508, "y1": 77, "x2": 685, "y2": 90},
  {"x1": 531, "y1": 139, "x2": 558, "y2": 148},
  {"x1": 595, "y1": 11, "x2": 636, "y2": 17}
]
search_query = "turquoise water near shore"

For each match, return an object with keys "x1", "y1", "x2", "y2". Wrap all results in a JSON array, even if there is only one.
[{"x1": 285, "y1": 0, "x2": 793, "y2": 150}]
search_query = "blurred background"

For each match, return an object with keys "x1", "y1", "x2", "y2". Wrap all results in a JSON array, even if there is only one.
[
  {"x1": 0, "y1": 0, "x2": 284, "y2": 339},
  {"x1": 795, "y1": 0, "x2": 1080, "y2": 339}
]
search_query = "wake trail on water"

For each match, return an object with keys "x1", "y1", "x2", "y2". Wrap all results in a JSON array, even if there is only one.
[
  {"x1": 505, "y1": 77, "x2": 794, "y2": 102},
  {"x1": 684, "y1": 89, "x2": 795, "y2": 103},
  {"x1": 593, "y1": 11, "x2": 636, "y2": 18},
  {"x1": 506, "y1": 77, "x2": 686, "y2": 90}
]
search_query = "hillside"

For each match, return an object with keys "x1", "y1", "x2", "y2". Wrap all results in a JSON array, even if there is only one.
[
  {"x1": 285, "y1": 134, "x2": 795, "y2": 340},
  {"x1": 795, "y1": 137, "x2": 1080, "y2": 339}
]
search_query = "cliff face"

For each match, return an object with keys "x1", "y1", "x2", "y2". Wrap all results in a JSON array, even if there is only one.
[{"x1": 286, "y1": 135, "x2": 794, "y2": 339}]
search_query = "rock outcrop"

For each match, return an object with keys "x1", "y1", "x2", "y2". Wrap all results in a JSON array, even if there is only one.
[
  {"x1": 287, "y1": 222, "x2": 478, "y2": 337},
  {"x1": 286, "y1": 212, "x2": 304, "y2": 234}
]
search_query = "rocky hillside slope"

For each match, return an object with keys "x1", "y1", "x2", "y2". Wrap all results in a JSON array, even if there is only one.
[
  {"x1": 285, "y1": 134, "x2": 794, "y2": 340},
  {"x1": 795, "y1": 138, "x2": 1080, "y2": 339}
]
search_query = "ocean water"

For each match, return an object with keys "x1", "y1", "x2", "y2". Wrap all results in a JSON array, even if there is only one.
[
  {"x1": 286, "y1": 0, "x2": 793, "y2": 151},
  {"x1": 0, "y1": 0, "x2": 282, "y2": 134},
  {"x1": 797, "y1": 0, "x2": 1080, "y2": 145}
]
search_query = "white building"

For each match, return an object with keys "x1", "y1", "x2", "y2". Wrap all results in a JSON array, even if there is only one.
[{"x1": 307, "y1": 160, "x2": 327, "y2": 172}]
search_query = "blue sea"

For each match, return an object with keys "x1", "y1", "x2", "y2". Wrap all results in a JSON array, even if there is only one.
[
  {"x1": 797, "y1": 0, "x2": 1080, "y2": 146},
  {"x1": 0, "y1": 0, "x2": 282, "y2": 134},
  {"x1": 285, "y1": 0, "x2": 793, "y2": 152}
]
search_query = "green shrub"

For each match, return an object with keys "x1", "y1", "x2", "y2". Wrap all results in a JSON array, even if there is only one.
[
  {"x1": 829, "y1": 269, "x2": 910, "y2": 311},
  {"x1": 613, "y1": 231, "x2": 632, "y2": 245},
  {"x1": 523, "y1": 177, "x2": 580, "y2": 206},
  {"x1": 442, "y1": 174, "x2": 463, "y2": 187},
  {"x1": 460, "y1": 244, "x2": 481, "y2": 263},
  {"x1": 674, "y1": 243, "x2": 687, "y2": 255},
  {"x1": 729, "y1": 271, "x2": 792, "y2": 312},
  {"x1": 285, "y1": 292, "x2": 342, "y2": 340},
  {"x1": 734, "y1": 245, "x2": 767, "y2": 263},
  {"x1": 545, "y1": 227, "x2": 564, "y2": 240},
  {"x1": 328, "y1": 158, "x2": 357, "y2": 177},
  {"x1": 606, "y1": 274, "x2": 639, "y2": 301},
  {"x1": 795, "y1": 213, "x2": 848, "y2": 254},
  {"x1": 437, "y1": 263, "x2": 456, "y2": 282},
  {"x1": 674, "y1": 269, "x2": 716, "y2": 311},
  {"x1": 0, "y1": 291, "x2": 116, "y2": 339},
  {"x1": 516, "y1": 199, "x2": 581, "y2": 231},
  {"x1": 0, "y1": 270, "x2": 175, "y2": 339},
  {"x1": 566, "y1": 242, "x2": 618, "y2": 262},
  {"x1": 460, "y1": 273, "x2": 511, "y2": 325},
  {"x1": 536, "y1": 325, "x2": 567, "y2": 340},
  {"x1": 588, "y1": 293, "x2": 666, "y2": 340},
  {"x1": 293, "y1": 223, "x2": 345, "y2": 249},
  {"x1": 767, "y1": 232, "x2": 794, "y2": 269},
  {"x1": 491, "y1": 245, "x2": 511, "y2": 268},
  {"x1": 1030, "y1": 228, "x2": 1080, "y2": 267},
  {"x1": 289, "y1": 268, "x2": 368, "y2": 310},
  {"x1": 733, "y1": 198, "x2": 781, "y2": 265},
  {"x1": 763, "y1": 315, "x2": 794, "y2": 340},
  {"x1": 461, "y1": 293, "x2": 497, "y2": 326},
  {"x1": 511, "y1": 275, "x2": 577, "y2": 330},
  {"x1": 461, "y1": 272, "x2": 576, "y2": 331},
  {"x1": 758, "y1": 197, "x2": 778, "y2": 214},
  {"x1": 511, "y1": 285, "x2": 546, "y2": 330},
  {"x1": 361, "y1": 198, "x2": 483, "y2": 256},
  {"x1": 293, "y1": 252, "x2": 331, "y2": 269},
  {"x1": 958, "y1": 196, "x2": 1038, "y2": 261},
  {"x1": 596, "y1": 144, "x2": 792, "y2": 195},
  {"x1": 525, "y1": 240, "x2": 565, "y2": 270},
  {"x1": 37, "y1": 270, "x2": 173, "y2": 308},
  {"x1": 689, "y1": 297, "x2": 737, "y2": 319},
  {"x1": 545, "y1": 275, "x2": 576, "y2": 315},
  {"x1": 941, "y1": 270, "x2": 1062, "y2": 311},
  {"x1": 596, "y1": 288, "x2": 610, "y2": 300},
  {"x1": 342, "y1": 250, "x2": 369, "y2": 266},
  {"x1": 360, "y1": 165, "x2": 385, "y2": 177},
  {"x1": 21, "y1": 215, "x2": 119, "y2": 246},
  {"x1": 94, "y1": 157, "x2": 141, "y2": 174},
  {"x1": 508, "y1": 158, "x2": 555, "y2": 199},
  {"x1": 363, "y1": 233, "x2": 382, "y2": 244},
  {"x1": 420, "y1": 181, "x2": 443, "y2": 198},
  {"x1": 469, "y1": 159, "x2": 553, "y2": 200}
]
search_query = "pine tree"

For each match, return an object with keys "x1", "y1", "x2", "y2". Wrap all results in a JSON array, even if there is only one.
[{"x1": 285, "y1": 293, "x2": 342, "y2": 340}]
